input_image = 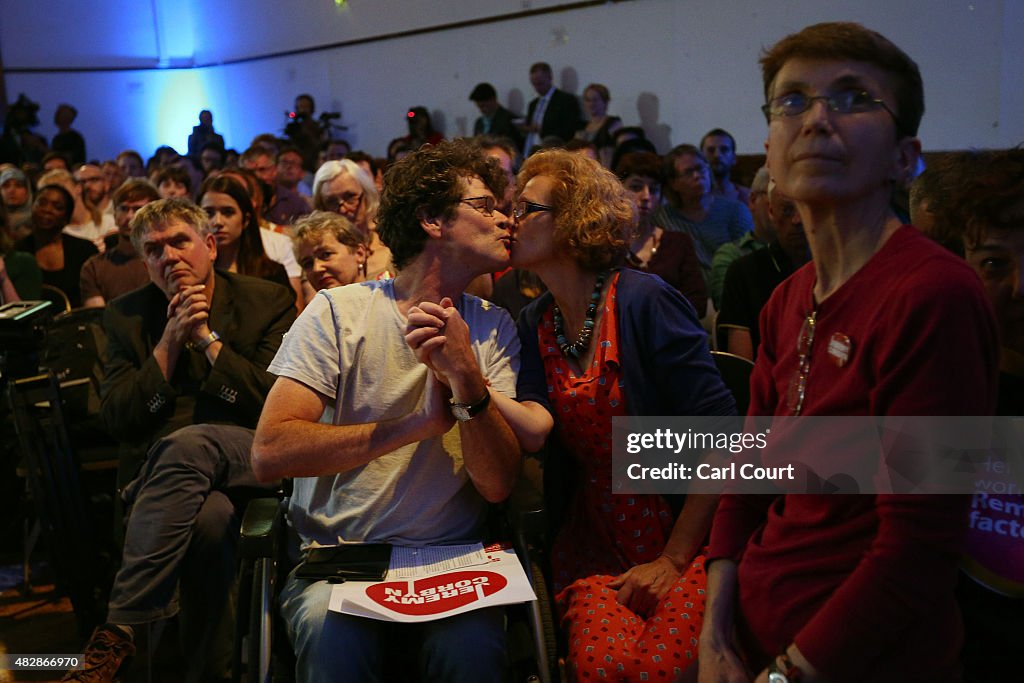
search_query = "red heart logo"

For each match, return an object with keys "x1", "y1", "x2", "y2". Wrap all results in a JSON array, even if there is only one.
[{"x1": 365, "y1": 571, "x2": 508, "y2": 616}]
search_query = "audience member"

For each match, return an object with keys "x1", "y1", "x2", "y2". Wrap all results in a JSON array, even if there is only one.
[
  {"x1": 509, "y1": 149, "x2": 733, "y2": 680},
  {"x1": 700, "y1": 128, "x2": 749, "y2": 203},
  {"x1": 319, "y1": 138, "x2": 351, "y2": 165},
  {"x1": 717, "y1": 184, "x2": 808, "y2": 358},
  {"x1": 218, "y1": 167, "x2": 307, "y2": 307},
  {"x1": 68, "y1": 163, "x2": 117, "y2": 248},
  {"x1": 615, "y1": 151, "x2": 707, "y2": 313},
  {"x1": 252, "y1": 138, "x2": 520, "y2": 682},
  {"x1": 0, "y1": 94, "x2": 48, "y2": 165},
  {"x1": 709, "y1": 166, "x2": 773, "y2": 307},
  {"x1": 63, "y1": 198, "x2": 295, "y2": 683},
  {"x1": 52, "y1": 104, "x2": 87, "y2": 166},
  {"x1": 397, "y1": 106, "x2": 444, "y2": 151},
  {"x1": 42, "y1": 151, "x2": 71, "y2": 172},
  {"x1": 476, "y1": 135, "x2": 518, "y2": 214},
  {"x1": 116, "y1": 150, "x2": 146, "y2": 179},
  {"x1": 657, "y1": 144, "x2": 753, "y2": 293},
  {"x1": 697, "y1": 22, "x2": 997, "y2": 683},
  {"x1": 196, "y1": 174, "x2": 292, "y2": 296},
  {"x1": 37, "y1": 168, "x2": 91, "y2": 228},
  {"x1": 153, "y1": 166, "x2": 192, "y2": 199},
  {"x1": 575, "y1": 83, "x2": 622, "y2": 167},
  {"x1": 312, "y1": 159, "x2": 393, "y2": 279},
  {"x1": 469, "y1": 82, "x2": 523, "y2": 150},
  {"x1": 276, "y1": 144, "x2": 313, "y2": 199},
  {"x1": 199, "y1": 142, "x2": 226, "y2": 178},
  {"x1": 1, "y1": 166, "x2": 33, "y2": 238},
  {"x1": 186, "y1": 109, "x2": 225, "y2": 162},
  {"x1": 101, "y1": 160, "x2": 126, "y2": 194},
  {"x1": 241, "y1": 145, "x2": 308, "y2": 227},
  {"x1": 1, "y1": 221, "x2": 43, "y2": 303},
  {"x1": 951, "y1": 147, "x2": 1024, "y2": 683},
  {"x1": 79, "y1": 179, "x2": 160, "y2": 307},
  {"x1": 522, "y1": 62, "x2": 583, "y2": 155},
  {"x1": 291, "y1": 210, "x2": 367, "y2": 292},
  {"x1": 16, "y1": 183, "x2": 97, "y2": 307}
]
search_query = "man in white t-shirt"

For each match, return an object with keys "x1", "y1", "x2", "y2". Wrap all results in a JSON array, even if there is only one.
[{"x1": 253, "y1": 139, "x2": 521, "y2": 682}]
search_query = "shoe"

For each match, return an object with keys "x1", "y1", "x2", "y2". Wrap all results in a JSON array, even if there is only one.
[{"x1": 61, "y1": 624, "x2": 136, "y2": 682}]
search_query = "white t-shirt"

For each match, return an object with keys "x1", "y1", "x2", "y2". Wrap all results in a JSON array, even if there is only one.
[
  {"x1": 260, "y1": 227, "x2": 301, "y2": 278},
  {"x1": 268, "y1": 279, "x2": 519, "y2": 547}
]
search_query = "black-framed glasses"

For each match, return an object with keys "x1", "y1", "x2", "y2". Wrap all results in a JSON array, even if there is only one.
[
  {"x1": 324, "y1": 192, "x2": 363, "y2": 210},
  {"x1": 460, "y1": 195, "x2": 497, "y2": 217},
  {"x1": 513, "y1": 200, "x2": 554, "y2": 220},
  {"x1": 762, "y1": 88, "x2": 900, "y2": 130},
  {"x1": 786, "y1": 310, "x2": 817, "y2": 416}
]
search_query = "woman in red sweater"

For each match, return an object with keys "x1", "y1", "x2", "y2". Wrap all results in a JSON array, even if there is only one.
[{"x1": 696, "y1": 23, "x2": 998, "y2": 683}]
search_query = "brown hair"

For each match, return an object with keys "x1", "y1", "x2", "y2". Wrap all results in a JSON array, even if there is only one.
[
  {"x1": 377, "y1": 138, "x2": 507, "y2": 270},
  {"x1": 760, "y1": 22, "x2": 924, "y2": 137}
]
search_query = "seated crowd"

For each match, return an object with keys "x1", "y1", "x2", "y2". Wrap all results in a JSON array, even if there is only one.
[{"x1": 0, "y1": 20, "x2": 1019, "y2": 683}]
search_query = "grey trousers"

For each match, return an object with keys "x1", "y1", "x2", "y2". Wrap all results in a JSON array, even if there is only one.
[{"x1": 108, "y1": 424, "x2": 272, "y2": 681}]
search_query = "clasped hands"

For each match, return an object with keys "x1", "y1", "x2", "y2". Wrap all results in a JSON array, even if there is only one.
[{"x1": 164, "y1": 283, "x2": 213, "y2": 349}]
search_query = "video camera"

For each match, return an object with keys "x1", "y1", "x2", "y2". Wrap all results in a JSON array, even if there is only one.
[{"x1": 0, "y1": 300, "x2": 54, "y2": 380}]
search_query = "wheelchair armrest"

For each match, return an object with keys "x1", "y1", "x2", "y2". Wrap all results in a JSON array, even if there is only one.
[{"x1": 239, "y1": 496, "x2": 283, "y2": 560}]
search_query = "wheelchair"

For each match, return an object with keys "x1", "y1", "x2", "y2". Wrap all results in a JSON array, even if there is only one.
[{"x1": 233, "y1": 469, "x2": 559, "y2": 683}]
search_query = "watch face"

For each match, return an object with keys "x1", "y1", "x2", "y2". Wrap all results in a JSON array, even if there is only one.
[
  {"x1": 768, "y1": 673, "x2": 788, "y2": 683},
  {"x1": 451, "y1": 405, "x2": 471, "y2": 421}
]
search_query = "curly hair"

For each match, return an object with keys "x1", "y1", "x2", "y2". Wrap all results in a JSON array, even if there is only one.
[
  {"x1": 517, "y1": 149, "x2": 633, "y2": 272},
  {"x1": 376, "y1": 138, "x2": 507, "y2": 270},
  {"x1": 292, "y1": 210, "x2": 365, "y2": 257},
  {"x1": 130, "y1": 197, "x2": 210, "y2": 253},
  {"x1": 761, "y1": 22, "x2": 924, "y2": 138}
]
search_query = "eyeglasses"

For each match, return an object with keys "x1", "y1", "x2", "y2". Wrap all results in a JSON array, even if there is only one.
[
  {"x1": 786, "y1": 310, "x2": 817, "y2": 416},
  {"x1": 324, "y1": 192, "x2": 363, "y2": 210},
  {"x1": 762, "y1": 88, "x2": 900, "y2": 130},
  {"x1": 460, "y1": 195, "x2": 497, "y2": 217},
  {"x1": 513, "y1": 200, "x2": 554, "y2": 220}
]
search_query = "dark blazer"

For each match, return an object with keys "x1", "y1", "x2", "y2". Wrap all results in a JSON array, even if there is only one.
[
  {"x1": 473, "y1": 105, "x2": 523, "y2": 148},
  {"x1": 101, "y1": 270, "x2": 296, "y2": 479},
  {"x1": 527, "y1": 88, "x2": 583, "y2": 143}
]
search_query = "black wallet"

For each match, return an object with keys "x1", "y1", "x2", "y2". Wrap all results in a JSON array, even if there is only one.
[{"x1": 295, "y1": 544, "x2": 392, "y2": 582}]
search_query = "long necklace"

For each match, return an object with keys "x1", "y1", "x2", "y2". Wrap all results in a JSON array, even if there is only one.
[{"x1": 553, "y1": 271, "x2": 608, "y2": 359}]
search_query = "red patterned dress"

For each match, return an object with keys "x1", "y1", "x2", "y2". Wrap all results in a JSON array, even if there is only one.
[{"x1": 538, "y1": 273, "x2": 706, "y2": 681}]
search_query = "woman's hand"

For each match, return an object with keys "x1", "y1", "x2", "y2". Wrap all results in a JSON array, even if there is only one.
[
  {"x1": 698, "y1": 635, "x2": 750, "y2": 683},
  {"x1": 607, "y1": 555, "x2": 681, "y2": 618}
]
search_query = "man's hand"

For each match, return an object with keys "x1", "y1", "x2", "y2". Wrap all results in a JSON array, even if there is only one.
[
  {"x1": 404, "y1": 297, "x2": 485, "y2": 401},
  {"x1": 163, "y1": 283, "x2": 211, "y2": 348},
  {"x1": 607, "y1": 555, "x2": 681, "y2": 618}
]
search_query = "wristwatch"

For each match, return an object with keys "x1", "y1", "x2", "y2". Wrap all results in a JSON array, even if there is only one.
[
  {"x1": 767, "y1": 653, "x2": 803, "y2": 683},
  {"x1": 186, "y1": 330, "x2": 221, "y2": 352},
  {"x1": 450, "y1": 391, "x2": 491, "y2": 421}
]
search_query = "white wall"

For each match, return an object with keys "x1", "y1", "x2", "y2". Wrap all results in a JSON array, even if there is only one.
[{"x1": 2, "y1": 0, "x2": 1021, "y2": 161}]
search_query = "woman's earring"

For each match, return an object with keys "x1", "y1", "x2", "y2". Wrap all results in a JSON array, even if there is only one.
[{"x1": 358, "y1": 260, "x2": 367, "y2": 277}]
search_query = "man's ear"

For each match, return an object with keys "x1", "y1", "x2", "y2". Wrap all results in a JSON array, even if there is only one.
[
  {"x1": 417, "y1": 207, "x2": 444, "y2": 240},
  {"x1": 205, "y1": 230, "x2": 218, "y2": 262}
]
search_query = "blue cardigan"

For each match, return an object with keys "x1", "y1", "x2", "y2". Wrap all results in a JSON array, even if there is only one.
[{"x1": 516, "y1": 268, "x2": 736, "y2": 418}]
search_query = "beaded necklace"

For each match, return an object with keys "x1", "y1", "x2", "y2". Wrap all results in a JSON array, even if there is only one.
[{"x1": 553, "y1": 270, "x2": 608, "y2": 359}]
